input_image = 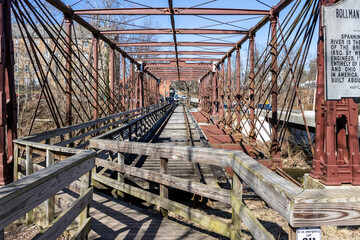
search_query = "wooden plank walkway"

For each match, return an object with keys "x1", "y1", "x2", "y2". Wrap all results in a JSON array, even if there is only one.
[
  {"x1": 140, "y1": 106, "x2": 215, "y2": 182},
  {"x1": 89, "y1": 191, "x2": 216, "y2": 240}
]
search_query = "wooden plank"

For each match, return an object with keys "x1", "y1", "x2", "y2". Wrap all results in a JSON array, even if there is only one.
[
  {"x1": 230, "y1": 192, "x2": 275, "y2": 240},
  {"x1": 292, "y1": 188, "x2": 360, "y2": 227},
  {"x1": 90, "y1": 140, "x2": 230, "y2": 167},
  {"x1": 33, "y1": 188, "x2": 93, "y2": 240},
  {"x1": 14, "y1": 139, "x2": 81, "y2": 155},
  {"x1": 0, "y1": 151, "x2": 95, "y2": 230},
  {"x1": 93, "y1": 173, "x2": 231, "y2": 237},
  {"x1": 95, "y1": 158, "x2": 230, "y2": 203}
]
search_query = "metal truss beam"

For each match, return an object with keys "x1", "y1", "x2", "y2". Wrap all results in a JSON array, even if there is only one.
[
  {"x1": 146, "y1": 62, "x2": 211, "y2": 68},
  {"x1": 128, "y1": 51, "x2": 227, "y2": 55},
  {"x1": 74, "y1": 8, "x2": 271, "y2": 16},
  {"x1": 101, "y1": 29, "x2": 248, "y2": 35},
  {"x1": 118, "y1": 42, "x2": 235, "y2": 47},
  {"x1": 135, "y1": 58, "x2": 219, "y2": 62}
]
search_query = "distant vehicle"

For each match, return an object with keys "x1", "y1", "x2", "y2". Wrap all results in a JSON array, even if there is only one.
[
  {"x1": 258, "y1": 103, "x2": 272, "y2": 110},
  {"x1": 169, "y1": 88, "x2": 175, "y2": 98}
]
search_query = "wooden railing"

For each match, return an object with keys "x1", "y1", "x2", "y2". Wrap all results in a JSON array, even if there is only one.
[
  {"x1": 1, "y1": 102, "x2": 174, "y2": 240},
  {"x1": 1, "y1": 140, "x2": 95, "y2": 240},
  {"x1": 22, "y1": 102, "x2": 169, "y2": 148},
  {"x1": 89, "y1": 139, "x2": 360, "y2": 239}
]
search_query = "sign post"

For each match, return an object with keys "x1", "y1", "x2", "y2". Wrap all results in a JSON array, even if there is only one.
[{"x1": 323, "y1": 0, "x2": 360, "y2": 100}]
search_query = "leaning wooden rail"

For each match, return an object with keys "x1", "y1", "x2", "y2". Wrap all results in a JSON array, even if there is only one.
[
  {"x1": 1, "y1": 140, "x2": 95, "y2": 240},
  {"x1": 93, "y1": 101, "x2": 173, "y2": 141},
  {"x1": 89, "y1": 139, "x2": 360, "y2": 239},
  {"x1": 22, "y1": 102, "x2": 167, "y2": 145}
]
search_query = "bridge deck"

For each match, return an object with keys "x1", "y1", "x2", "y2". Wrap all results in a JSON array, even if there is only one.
[
  {"x1": 140, "y1": 106, "x2": 215, "y2": 182},
  {"x1": 89, "y1": 191, "x2": 216, "y2": 240}
]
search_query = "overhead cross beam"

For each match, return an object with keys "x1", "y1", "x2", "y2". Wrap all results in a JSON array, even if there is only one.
[
  {"x1": 74, "y1": 8, "x2": 271, "y2": 16},
  {"x1": 128, "y1": 51, "x2": 227, "y2": 55},
  {"x1": 146, "y1": 62, "x2": 211, "y2": 69},
  {"x1": 101, "y1": 29, "x2": 248, "y2": 35},
  {"x1": 118, "y1": 42, "x2": 235, "y2": 47},
  {"x1": 135, "y1": 58, "x2": 219, "y2": 62}
]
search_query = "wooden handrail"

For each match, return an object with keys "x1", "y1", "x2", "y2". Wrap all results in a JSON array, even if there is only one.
[{"x1": 22, "y1": 102, "x2": 167, "y2": 143}]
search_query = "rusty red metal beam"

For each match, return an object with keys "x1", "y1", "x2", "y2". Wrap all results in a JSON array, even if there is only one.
[
  {"x1": 0, "y1": 0, "x2": 17, "y2": 185},
  {"x1": 128, "y1": 51, "x2": 227, "y2": 55},
  {"x1": 74, "y1": 8, "x2": 271, "y2": 15},
  {"x1": 168, "y1": 0, "x2": 180, "y2": 81},
  {"x1": 273, "y1": 0, "x2": 295, "y2": 14},
  {"x1": 101, "y1": 29, "x2": 248, "y2": 35},
  {"x1": 65, "y1": 17, "x2": 72, "y2": 127},
  {"x1": 135, "y1": 58, "x2": 219, "y2": 62},
  {"x1": 151, "y1": 72, "x2": 208, "y2": 75},
  {"x1": 146, "y1": 62, "x2": 211, "y2": 68},
  {"x1": 153, "y1": 71, "x2": 207, "y2": 74},
  {"x1": 150, "y1": 69, "x2": 209, "y2": 72},
  {"x1": 118, "y1": 42, "x2": 235, "y2": 47}
]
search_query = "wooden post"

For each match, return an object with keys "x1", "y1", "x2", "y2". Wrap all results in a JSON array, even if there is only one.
[
  {"x1": 231, "y1": 173, "x2": 242, "y2": 239},
  {"x1": 26, "y1": 145, "x2": 33, "y2": 224},
  {"x1": 13, "y1": 143, "x2": 18, "y2": 181},
  {"x1": 117, "y1": 152, "x2": 125, "y2": 198},
  {"x1": 160, "y1": 157, "x2": 168, "y2": 218},
  {"x1": 45, "y1": 149, "x2": 54, "y2": 226},
  {"x1": 288, "y1": 225, "x2": 296, "y2": 240},
  {"x1": 79, "y1": 171, "x2": 92, "y2": 231},
  {"x1": 93, "y1": 35, "x2": 99, "y2": 119}
]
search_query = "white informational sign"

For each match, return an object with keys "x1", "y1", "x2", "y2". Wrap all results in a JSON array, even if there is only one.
[
  {"x1": 323, "y1": 0, "x2": 360, "y2": 100},
  {"x1": 296, "y1": 227, "x2": 321, "y2": 240}
]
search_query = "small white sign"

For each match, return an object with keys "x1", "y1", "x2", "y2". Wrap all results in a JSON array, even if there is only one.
[
  {"x1": 323, "y1": 0, "x2": 360, "y2": 100},
  {"x1": 296, "y1": 227, "x2": 321, "y2": 240}
]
